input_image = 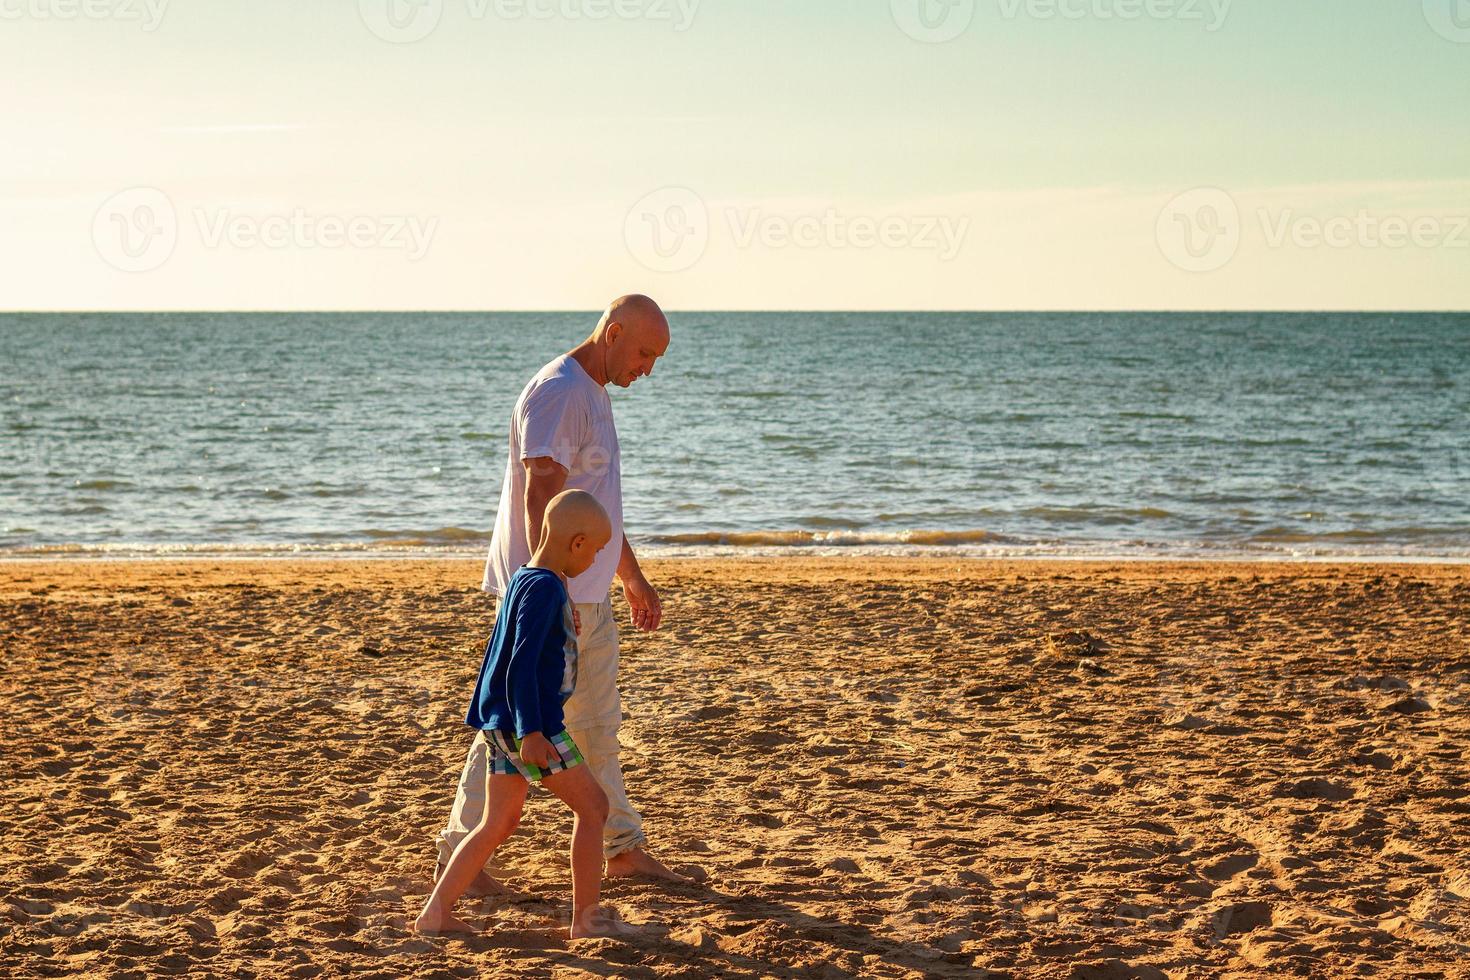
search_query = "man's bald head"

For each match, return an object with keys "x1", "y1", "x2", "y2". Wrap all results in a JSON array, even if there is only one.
[
  {"x1": 598, "y1": 293, "x2": 668, "y2": 337},
  {"x1": 595, "y1": 294, "x2": 670, "y2": 388}
]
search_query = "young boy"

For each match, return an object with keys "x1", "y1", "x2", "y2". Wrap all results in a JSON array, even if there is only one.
[{"x1": 415, "y1": 489, "x2": 628, "y2": 939}]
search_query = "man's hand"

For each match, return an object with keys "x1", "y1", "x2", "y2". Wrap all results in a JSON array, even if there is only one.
[
  {"x1": 622, "y1": 572, "x2": 663, "y2": 632},
  {"x1": 518, "y1": 731, "x2": 557, "y2": 769}
]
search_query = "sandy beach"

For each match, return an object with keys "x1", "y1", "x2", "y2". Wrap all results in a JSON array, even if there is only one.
[{"x1": 2, "y1": 557, "x2": 1467, "y2": 979}]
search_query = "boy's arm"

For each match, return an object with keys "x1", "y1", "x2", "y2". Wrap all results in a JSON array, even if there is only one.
[{"x1": 504, "y1": 578, "x2": 562, "y2": 740}]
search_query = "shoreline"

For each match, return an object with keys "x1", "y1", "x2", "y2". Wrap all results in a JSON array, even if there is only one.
[
  {"x1": 5, "y1": 549, "x2": 1470, "y2": 567},
  {"x1": 8, "y1": 554, "x2": 1470, "y2": 596}
]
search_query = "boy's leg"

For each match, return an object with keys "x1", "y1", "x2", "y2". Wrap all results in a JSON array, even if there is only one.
[
  {"x1": 436, "y1": 734, "x2": 520, "y2": 895},
  {"x1": 538, "y1": 762, "x2": 621, "y2": 938},
  {"x1": 416, "y1": 773, "x2": 529, "y2": 933}
]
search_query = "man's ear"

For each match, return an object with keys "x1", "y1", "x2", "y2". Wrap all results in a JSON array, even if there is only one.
[
  {"x1": 605, "y1": 321, "x2": 622, "y2": 345},
  {"x1": 570, "y1": 531, "x2": 587, "y2": 554}
]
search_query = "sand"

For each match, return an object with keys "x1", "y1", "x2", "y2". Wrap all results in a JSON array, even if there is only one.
[{"x1": 2, "y1": 557, "x2": 1468, "y2": 979}]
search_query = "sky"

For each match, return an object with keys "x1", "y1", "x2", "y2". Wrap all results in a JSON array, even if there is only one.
[{"x1": 3, "y1": 0, "x2": 1469, "y2": 310}]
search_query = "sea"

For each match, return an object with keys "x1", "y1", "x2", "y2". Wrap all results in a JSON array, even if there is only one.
[{"x1": 2, "y1": 312, "x2": 1467, "y2": 562}]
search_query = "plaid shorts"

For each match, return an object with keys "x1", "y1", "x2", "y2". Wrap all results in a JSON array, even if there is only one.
[{"x1": 486, "y1": 729, "x2": 584, "y2": 782}]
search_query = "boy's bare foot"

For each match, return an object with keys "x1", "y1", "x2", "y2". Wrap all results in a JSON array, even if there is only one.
[
  {"x1": 605, "y1": 847, "x2": 687, "y2": 882},
  {"x1": 570, "y1": 904, "x2": 640, "y2": 940},
  {"x1": 413, "y1": 907, "x2": 476, "y2": 934}
]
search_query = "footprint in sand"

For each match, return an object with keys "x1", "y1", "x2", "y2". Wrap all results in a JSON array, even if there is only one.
[
  {"x1": 1201, "y1": 852, "x2": 1259, "y2": 882},
  {"x1": 1384, "y1": 696, "x2": 1433, "y2": 715},
  {"x1": 1279, "y1": 777, "x2": 1355, "y2": 802},
  {"x1": 1211, "y1": 899, "x2": 1274, "y2": 938},
  {"x1": 1071, "y1": 959, "x2": 1168, "y2": 980}
]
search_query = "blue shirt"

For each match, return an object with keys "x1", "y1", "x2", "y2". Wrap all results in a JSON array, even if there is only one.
[{"x1": 465, "y1": 566, "x2": 578, "y2": 738}]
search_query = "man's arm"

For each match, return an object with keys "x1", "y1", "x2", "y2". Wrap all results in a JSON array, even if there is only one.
[
  {"x1": 522, "y1": 456, "x2": 568, "y2": 554},
  {"x1": 617, "y1": 535, "x2": 662, "y2": 632}
]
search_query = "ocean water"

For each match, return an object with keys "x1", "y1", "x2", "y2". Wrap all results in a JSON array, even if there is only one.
[{"x1": 2, "y1": 312, "x2": 1467, "y2": 561}]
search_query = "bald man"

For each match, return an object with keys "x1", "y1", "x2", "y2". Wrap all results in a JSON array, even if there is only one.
[{"x1": 436, "y1": 295, "x2": 682, "y2": 885}]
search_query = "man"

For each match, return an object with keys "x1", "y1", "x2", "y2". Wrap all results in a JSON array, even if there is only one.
[{"x1": 436, "y1": 294, "x2": 681, "y2": 886}]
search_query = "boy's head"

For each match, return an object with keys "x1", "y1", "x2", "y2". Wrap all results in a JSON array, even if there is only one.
[{"x1": 540, "y1": 489, "x2": 613, "y2": 579}]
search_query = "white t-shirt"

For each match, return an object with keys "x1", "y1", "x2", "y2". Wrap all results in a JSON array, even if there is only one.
[{"x1": 483, "y1": 355, "x2": 624, "y2": 604}]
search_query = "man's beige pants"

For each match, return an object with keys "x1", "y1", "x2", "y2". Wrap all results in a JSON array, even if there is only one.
[{"x1": 435, "y1": 597, "x2": 646, "y2": 867}]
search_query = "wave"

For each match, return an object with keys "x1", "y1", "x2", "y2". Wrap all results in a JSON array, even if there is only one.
[
  {"x1": 5, "y1": 532, "x2": 1470, "y2": 563},
  {"x1": 1247, "y1": 526, "x2": 1468, "y2": 544},
  {"x1": 357, "y1": 526, "x2": 489, "y2": 545},
  {"x1": 649, "y1": 529, "x2": 1007, "y2": 547},
  {"x1": 0, "y1": 538, "x2": 488, "y2": 559},
  {"x1": 72, "y1": 479, "x2": 135, "y2": 491},
  {"x1": 639, "y1": 534, "x2": 1470, "y2": 563},
  {"x1": 1018, "y1": 506, "x2": 1177, "y2": 522}
]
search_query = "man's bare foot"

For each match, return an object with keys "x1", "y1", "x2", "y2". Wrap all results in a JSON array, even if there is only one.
[
  {"x1": 413, "y1": 907, "x2": 476, "y2": 934},
  {"x1": 436, "y1": 865, "x2": 523, "y2": 899},
  {"x1": 605, "y1": 847, "x2": 687, "y2": 882},
  {"x1": 570, "y1": 904, "x2": 640, "y2": 940}
]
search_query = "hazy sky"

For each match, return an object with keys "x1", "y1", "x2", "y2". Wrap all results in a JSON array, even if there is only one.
[{"x1": 4, "y1": 0, "x2": 1468, "y2": 310}]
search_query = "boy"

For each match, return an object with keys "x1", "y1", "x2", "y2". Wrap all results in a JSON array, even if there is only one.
[{"x1": 415, "y1": 489, "x2": 630, "y2": 939}]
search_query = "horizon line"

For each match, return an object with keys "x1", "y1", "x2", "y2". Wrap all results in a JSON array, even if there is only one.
[{"x1": 4, "y1": 308, "x2": 1470, "y2": 316}]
